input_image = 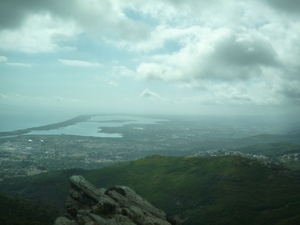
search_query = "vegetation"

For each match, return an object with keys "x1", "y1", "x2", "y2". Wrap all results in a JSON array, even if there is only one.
[
  {"x1": 0, "y1": 168, "x2": 85, "y2": 213},
  {"x1": 1, "y1": 155, "x2": 300, "y2": 225},
  {"x1": 231, "y1": 142, "x2": 300, "y2": 170},
  {"x1": 0, "y1": 192, "x2": 57, "y2": 225}
]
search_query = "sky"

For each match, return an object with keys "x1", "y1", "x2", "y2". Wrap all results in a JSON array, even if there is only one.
[{"x1": 0, "y1": 0, "x2": 300, "y2": 117}]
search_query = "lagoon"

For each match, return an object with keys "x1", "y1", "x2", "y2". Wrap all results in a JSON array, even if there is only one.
[{"x1": 26, "y1": 115, "x2": 166, "y2": 138}]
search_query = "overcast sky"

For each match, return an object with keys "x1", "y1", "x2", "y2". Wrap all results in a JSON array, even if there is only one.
[{"x1": 0, "y1": 0, "x2": 300, "y2": 117}]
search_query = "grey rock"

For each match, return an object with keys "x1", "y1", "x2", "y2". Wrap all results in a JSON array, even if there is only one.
[
  {"x1": 55, "y1": 175, "x2": 171, "y2": 225},
  {"x1": 89, "y1": 213, "x2": 106, "y2": 224},
  {"x1": 105, "y1": 214, "x2": 136, "y2": 225},
  {"x1": 53, "y1": 217, "x2": 72, "y2": 225},
  {"x1": 85, "y1": 222, "x2": 94, "y2": 225}
]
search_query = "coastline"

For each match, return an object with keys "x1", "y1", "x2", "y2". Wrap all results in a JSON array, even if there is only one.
[{"x1": 0, "y1": 115, "x2": 92, "y2": 138}]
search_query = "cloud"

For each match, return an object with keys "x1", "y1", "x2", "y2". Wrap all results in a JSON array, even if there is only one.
[
  {"x1": 139, "y1": 88, "x2": 187, "y2": 107},
  {"x1": 124, "y1": 98, "x2": 131, "y2": 103},
  {"x1": 137, "y1": 62, "x2": 181, "y2": 81},
  {"x1": 277, "y1": 80, "x2": 300, "y2": 105},
  {"x1": 263, "y1": 0, "x2": 300, "y2": 14},
  {"x1": 6, "y1": 62, "x2": 32, "y2": 67},
  {"x1": 0, "y1": 13, "x2": 79, "y2": 53},
  {"x1": 54, "y1": 96, "x2": 77, "y2": 102},
  {"x1": 112, "y1": 66, "x2": 135, "y2": 77},
  {"x1": 211, "y1": 33, "x2": 278, "y2": 67},
  {"x1": 0, "y1": 93, "x2": 8, "y2": 98},
  {"x1": 140, "y1": 88, "x2": 163, "y2": 101},
  {"x1": 0, "y1": 56, "x2": 7, "y2": 62},
  {"x1": 136, "y1": 27, "x2": 281, "y2": 82},
  {"x1": 1, "y1": 0, "x2": 300, "y2": 114},
  {"x1": 0, "y1": 0, "x2": 151, "y2": 53},
  {"x1": 0, "y1": 0, "x2": 66, "y2": 28},
  {"x1": 184, "y1": 82, "x2": 281, "y2": 106},
  {"x1": 0, "y1": 55, "x2": 32, "y2": 67},
  {"x1": 59, "y1": 59, "x2": 103, "y2": 67},
  {"x1": 10, "y1": 92, "x2": 25, "y2": 98},
  {"x1": 108, "y1": 81, "x2": 119, "y2": 87}
]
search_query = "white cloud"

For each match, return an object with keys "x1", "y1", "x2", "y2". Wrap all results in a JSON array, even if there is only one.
[
  {"x1": 54, "y1": 96, "x2": 77, "y2": 102},
  {"x1": 0, "y1": 1, "x2": 152, "y2": 54},
  {"x1": 140, "y1": 88, "x2": 164, "y2": 101},
  {"x1": 0, "y1": 13, "x2": 79, "y2": 53},
  {"x1": 0, "y1": 56, "x2": 7, "y2": 62},
  {"x1": 59, "y1": 59, "x2": 103, "y2": 67},
  {"x1": 0, "y1": 93, "x2": 8, "y2": 98},
  {"x1": 136, "y1": 26, "x2": 281, "y2": 82},
  {"x1": 1, "y1": 0, "x2": 300, "y2": 115},
  {"x1": 112, "y1": 66, "x2": 135, "y2": 77},
  {"x1": 10, "y1": 92, "x2": 25, "y2": 98},
  {"x1": 6, "y1": 62, "x2": 32, "y2": 67},
  {"x1": 137, "y1": 62, "x2": 181, "y2": 81},
  {"x1": 108, "y1": 81, "x2": 119, "y2": 87}
]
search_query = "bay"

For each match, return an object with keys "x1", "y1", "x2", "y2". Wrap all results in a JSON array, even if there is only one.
[{"x1": 1, "y1": 113, "x2": 165, "y2": 138}]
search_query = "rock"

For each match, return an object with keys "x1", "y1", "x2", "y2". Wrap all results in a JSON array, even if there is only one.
[
  {"x1": 106, "y1": 214, "x2": 136, "y2": 225},
  {"x1": 54, "y1": 175, "x2": 172, "y2": 225},
  {"x1": 89, "y1": 213, "x2": 106, "y2": 224},
  {"x1": 53, "y1": 217, "x2": 73, "y2": 225}
]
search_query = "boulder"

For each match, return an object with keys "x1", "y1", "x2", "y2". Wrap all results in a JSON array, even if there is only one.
[
  {"x1": 53, "y1": 217, "x2": 74, "y2": 225},
  {"x1": 54, "y1": 175, "x2": 171, "y2": 225}
]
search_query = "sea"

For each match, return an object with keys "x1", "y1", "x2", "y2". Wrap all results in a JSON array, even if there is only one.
[{"x1": 0, "y1": 112, "x2": 165, "y2": 138}]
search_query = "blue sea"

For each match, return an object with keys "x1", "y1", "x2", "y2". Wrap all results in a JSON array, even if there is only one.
[{"x1": 0, "y1": 112, "x2": 165, "y2": 138}]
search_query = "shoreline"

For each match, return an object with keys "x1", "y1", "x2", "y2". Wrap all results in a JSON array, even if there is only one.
[{"x1": 0, "y1": 115, "x2": 92, "y2": 138}]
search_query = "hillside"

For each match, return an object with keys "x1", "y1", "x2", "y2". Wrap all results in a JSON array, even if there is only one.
[
  {"x1": 0, "y1": 192, "x2": 57, "y2": 225},
  {"x1": 1, "y1": 155, "x2": 300, "y2": 225}
]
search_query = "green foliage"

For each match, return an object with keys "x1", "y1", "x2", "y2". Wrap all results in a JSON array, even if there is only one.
[
  {"x1": 0, "y1": 168, "x2": 85, "y2": 214},
  {"x1": 1, "y1": 155, "x2": 300, "y2": 225},
  {"x1": 85, "y1": 155, "x2": 300, "y2": 225},
  {"x1": 232, "y1": 142, "x2": 300, "y2": 170},
  {"x1": 0, "y1": 192, "x2": 57, "y2": 225}
]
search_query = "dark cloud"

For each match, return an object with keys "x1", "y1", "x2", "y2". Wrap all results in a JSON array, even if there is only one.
[
  {"x1": 0, "y1": 0, "x2": 150, "y2": 42},
  {"x1": 0, "y1": 0, "x2": 71, "y2": 28},
  {"x1": 280, "y1": 82, "x2": 300, "y2": 100},
  {"x1": 193, "y1": 33, "x2": 279, "y2": 81},
  {"x1": 263, "y1": 0, "x2": 300, "y2": 14},
  {"x1": 212, "y1": 34, "x2": 278, "y2": 67}
]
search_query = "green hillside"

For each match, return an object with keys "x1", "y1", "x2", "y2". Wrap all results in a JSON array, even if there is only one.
[
  {"x1": 0, "y1": 192, "x2": 57, "y2": 225},
  {"x1": 232, "y1": 142, "x2": 300, "y2": 170},
  {"x1": 85, "y1": 155, "x2": 300, "y2": 225},
  {"x1": 1, "y1": 156, "x2": 300, "y2": 225}
]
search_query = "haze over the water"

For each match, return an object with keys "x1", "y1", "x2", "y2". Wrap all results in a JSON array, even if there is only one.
[{"x1": 0, "y1": 0, "x2": 299, "y2": 117}]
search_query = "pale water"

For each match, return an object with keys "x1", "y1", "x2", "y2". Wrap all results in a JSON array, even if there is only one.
[{"x1": 0, "y1": 113, "x2": 165, "y2": 138}]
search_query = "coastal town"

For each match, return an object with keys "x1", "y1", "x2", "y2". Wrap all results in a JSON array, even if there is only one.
[{"x1": 1, "y1": 117, "x2": 299, "y2": 179}]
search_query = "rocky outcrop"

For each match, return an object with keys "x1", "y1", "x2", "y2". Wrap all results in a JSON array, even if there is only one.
[{"x1": 53, "y1": 175, "x2": 171, "y2": 225}]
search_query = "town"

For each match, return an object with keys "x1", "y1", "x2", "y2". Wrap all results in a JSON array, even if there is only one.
[{"x1": 1, "y1": 117, "x2": 299, "y2": 179}]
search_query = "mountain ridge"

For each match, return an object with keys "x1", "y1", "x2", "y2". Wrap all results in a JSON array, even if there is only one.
[{"x1": 1, "y1": 155, "x2": 300, "y2": 225}]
